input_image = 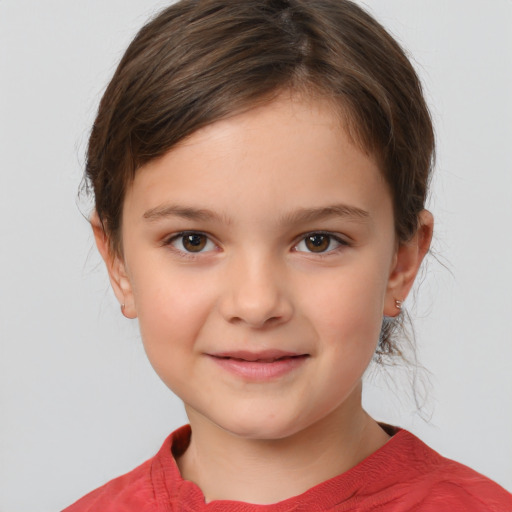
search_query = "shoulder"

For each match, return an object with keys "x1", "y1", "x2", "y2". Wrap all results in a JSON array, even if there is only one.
[
  {"x1": 375, "y1": 428, "x2": 512, "y2": 511},
  {"x1": 404, "y1": 470, "x2": 512, "y2": 512},
  {"x1": 418, "y1": 458, "x2": 512, "y2": 511},
  {"x1": 61, "y1": 458, "x2": 156, "y2": 512},
  {"x1": 61, "y1": 426, "x2": 191, "y2": 512}
]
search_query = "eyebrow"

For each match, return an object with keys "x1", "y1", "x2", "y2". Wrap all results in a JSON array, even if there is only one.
[
  {"x1": 279, "y1": 204, "x2": 370, "y2": 225},
  {"x1": 143, "y1": 203, "x2": 369, "y2": 225},
  {"x1": 143, "y1": 204, "x2": 228, "y2": 223}
]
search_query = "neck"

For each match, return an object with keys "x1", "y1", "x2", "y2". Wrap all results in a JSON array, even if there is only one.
[{"x1": 177, "y1": 386, "x2": 390, "y2": 504}]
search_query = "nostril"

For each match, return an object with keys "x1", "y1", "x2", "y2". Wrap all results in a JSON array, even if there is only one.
[
  {"x1": 218, "y1": 269, "x2": 294, "y2": 327},
  {"x1": 228, "y1": 313, "x2": 286, "y2": 329}
]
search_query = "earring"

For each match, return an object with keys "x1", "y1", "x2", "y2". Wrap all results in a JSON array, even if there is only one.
[
  {"x1": 120, "y1": 303, "x2": 128, "y2": 318},
  {"x1": 395, "y1": 299, "x2": 403, "y2": 310}
]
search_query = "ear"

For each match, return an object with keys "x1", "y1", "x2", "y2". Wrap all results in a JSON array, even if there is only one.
[
  {"x1": 384, "y1": 210, "x2": 433, "y2": 316},
  {"x1": 91, "y1": 211, "x2": 137, "y2": 319}
]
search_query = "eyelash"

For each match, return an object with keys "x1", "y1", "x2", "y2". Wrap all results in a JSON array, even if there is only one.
[
  {"x1": 163, "y1": 231, "x2": 217, "y2": 260},
  {"x1": 293, "y1": 231, "x2": 350, "y2": 256},
  {"x1": 163, "y1": 231, "x2": 350, "y2": 258}
]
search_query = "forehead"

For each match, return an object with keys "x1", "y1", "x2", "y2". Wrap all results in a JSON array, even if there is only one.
[{"x1": 123, "y1": 94, "x2": 391, "y2": 228}]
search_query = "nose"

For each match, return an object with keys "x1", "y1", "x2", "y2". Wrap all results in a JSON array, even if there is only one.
[{"x1": 218, "y1": 252, "x2": 294, "y2": 329}]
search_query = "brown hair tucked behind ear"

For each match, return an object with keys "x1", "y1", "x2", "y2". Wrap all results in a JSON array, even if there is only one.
[{"x1": 86, "y1": 0, "x2": 434, "y2": 357}]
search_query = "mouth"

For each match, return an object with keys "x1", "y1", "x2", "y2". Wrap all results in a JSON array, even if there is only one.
[
  {"x1": 210, "y1": 349, "x2": 308, "y2": 361},
  {"x1": 206, "y1": 350, "x2": 309, "y2": 380}
]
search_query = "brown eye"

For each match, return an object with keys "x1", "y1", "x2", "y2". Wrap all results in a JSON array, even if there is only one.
[
  {"x1": 182, "y1": 233, "x2": 208, "y2": 252},
  {"x1": 304, "y1": 234, "x2": 330, "y2": 252},
  {"x1": 295, "y1": 233, "x2": 345, "y2": 255},
  {"x1": 168, "y1": 232, "x2": 216, "y2": 255}
]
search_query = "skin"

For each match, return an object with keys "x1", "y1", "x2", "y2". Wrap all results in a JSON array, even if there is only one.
[{"x1": 93, "y1": 93, "x2": 433, "y2": 504}]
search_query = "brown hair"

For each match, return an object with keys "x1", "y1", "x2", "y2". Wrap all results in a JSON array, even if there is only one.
[{"x1": 86, "y1": 0, "x2": 434, "y2": 357}]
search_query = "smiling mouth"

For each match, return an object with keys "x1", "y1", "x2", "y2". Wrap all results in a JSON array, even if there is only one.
[
  {"x1": 210, "y1": 350, "x2": 308, "y2": 362},
  {"x1": 207, "y1": 351, "x2": 309, "y2": 380},
  {"x1": 224, "y1": 356, "x2": 298, "y2": 362}
]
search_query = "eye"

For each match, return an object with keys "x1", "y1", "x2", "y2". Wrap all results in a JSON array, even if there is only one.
[
  {"x1": 294, "y1": 233, "x2": 345, "y2": 253},
  {"x1": 168, "y1": 232, "x2": 216, "y2": 253}
]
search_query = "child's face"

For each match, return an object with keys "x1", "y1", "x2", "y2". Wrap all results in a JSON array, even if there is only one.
[{"x1": 109, "y1": 94, "x2": 407, "y2": 440}]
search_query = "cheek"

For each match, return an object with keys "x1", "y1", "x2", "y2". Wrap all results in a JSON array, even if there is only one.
[
  {"x1": 328, "y1": 268, "x2": 388, "y2": 311},
  {"x1": 303, "y1": 260, "x2": 390, "y2": 351},
  {"x1": 128, "y1": 264, "x2": 216, "y2": 379}
]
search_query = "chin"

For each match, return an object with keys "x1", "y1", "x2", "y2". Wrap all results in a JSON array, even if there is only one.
[
  {"x1": 208, "y1": 406, "x2": 312, "y2": 442},
  {"x1": 224, "y1": 423, "x2": 301, "y2": 441}
]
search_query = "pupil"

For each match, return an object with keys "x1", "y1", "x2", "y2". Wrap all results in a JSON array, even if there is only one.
[
  {"x1": 306, "y1": 235, "x2": 329, "y2": 252},
  {"x1": 188, "y1": 235, "x2": 202, "y2": 246},
  {"x1": 184, "y1": 234, "x2": 206, "y2": 252}
]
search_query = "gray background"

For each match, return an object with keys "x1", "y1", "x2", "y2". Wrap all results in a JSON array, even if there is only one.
[{"x1": 1, "y1": 1, "x2": 511, "y2": 510}]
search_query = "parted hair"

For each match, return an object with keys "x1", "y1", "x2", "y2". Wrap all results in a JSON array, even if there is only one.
[{"x1": 86, "y1": 0, "x2": 434, "y2": 358}]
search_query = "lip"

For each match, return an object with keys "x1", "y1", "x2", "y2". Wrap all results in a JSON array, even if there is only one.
[{"x1": 206, "y1": 350, "x2": 309, "y2": 381}]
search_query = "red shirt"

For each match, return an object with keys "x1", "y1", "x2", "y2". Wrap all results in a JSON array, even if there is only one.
[{"x1": 63, "y1": 424, "x2": 512, "y2": 511}]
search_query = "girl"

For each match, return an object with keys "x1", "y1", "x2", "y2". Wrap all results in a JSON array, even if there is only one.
[{"x1": 63, "y1": 0, "x2": 512, "y2": 510}]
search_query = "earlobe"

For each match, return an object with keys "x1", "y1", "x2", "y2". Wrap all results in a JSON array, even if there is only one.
[
  {"x1": 90, "y1": 211, "x2": 137, "y2": 319},
  {"x1": 384, "y1": 210, "x2": 433, "y2": 316}
]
